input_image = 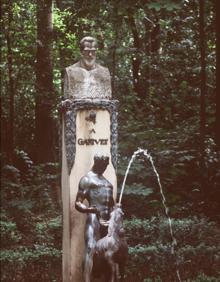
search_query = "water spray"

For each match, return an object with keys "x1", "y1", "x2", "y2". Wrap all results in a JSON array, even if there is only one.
[{"x1": 118, "y1": 148, "x2": 182, "y2": 282}]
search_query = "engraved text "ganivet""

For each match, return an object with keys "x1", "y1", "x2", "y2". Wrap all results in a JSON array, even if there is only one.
[{"x1": 78, "y1": 138, "x2": 108, "y2": 145}]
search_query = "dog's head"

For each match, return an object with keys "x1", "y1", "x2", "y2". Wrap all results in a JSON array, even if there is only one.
[{"x1": 110, "y1": 206, "x2": 124, "y2": 224}]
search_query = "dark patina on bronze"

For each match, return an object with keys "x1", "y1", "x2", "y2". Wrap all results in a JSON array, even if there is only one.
[{"x1": 75, "y1": 154, "x2": 115, "y2": 281}]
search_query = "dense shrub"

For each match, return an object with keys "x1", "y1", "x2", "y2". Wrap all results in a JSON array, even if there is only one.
[
  {"x1": 0, "y1": 246, "x2": 61, "y2": 282},
  {"x1": 124, "y1": 216, "x2": 220, "y2": 281},
  {"x1": 1, "y1": 160, "x2": 62, "y2": 281}
]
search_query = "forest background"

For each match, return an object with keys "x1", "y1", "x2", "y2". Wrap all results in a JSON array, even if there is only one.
[{"x1": 1, "y1": 0, "x2": 220, "y2": 281}]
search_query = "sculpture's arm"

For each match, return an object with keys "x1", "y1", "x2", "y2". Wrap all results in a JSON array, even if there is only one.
[{"x1": 75, "y1": 177, "x2": 98, "y2": 214}]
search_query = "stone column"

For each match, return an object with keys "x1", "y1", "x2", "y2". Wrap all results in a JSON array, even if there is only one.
[{"x1": 61, "y1": 98, "x2": 118, "y2": 282}]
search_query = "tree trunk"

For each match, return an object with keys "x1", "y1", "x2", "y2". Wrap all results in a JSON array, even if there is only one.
[
  {"x1": 55, "y1": 0, "x2": 65, "y2": 94},
  {"x1": 126, "y1": 14, "x2": 144, "y2": 100},
  {"x1": 150, "y1": 21, "x2": 160, "y2": 53},
  {"x1": 111, "y1": 8, "x2": 120, "y2": 95},
  {"x1": 215, "y1": 0, "x2": 220, "y2": 148},
  {"x1": 199, "y1": 0, "x2": 207, "y2": 196},
  {"x1": 6, "y1": 0, "x2": 15, "y2": 163},
  {"x1": 35, "y1": 0, "x2": 55, "y2": 163}
]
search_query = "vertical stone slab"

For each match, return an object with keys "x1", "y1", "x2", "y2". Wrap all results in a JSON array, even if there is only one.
[
  {"x1": 61, "y1": 99, "x2": 118, "y2": 282},
  {"x1": 61, "y1": 117, "x2": 71, "y2": 281}
]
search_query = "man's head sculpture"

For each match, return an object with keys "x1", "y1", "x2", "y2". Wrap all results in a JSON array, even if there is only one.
[
  {"x1": 93, "y1": 154, "x2": 109, "y2": 175},
  {"x1": 80, "y1": 36, "x2": 97, "y2": 51},
  {"x1": 80, "y1": 36, "x2": 97, "y2": 70}
]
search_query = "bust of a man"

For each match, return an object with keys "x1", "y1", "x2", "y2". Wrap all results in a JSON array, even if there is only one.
[{"x1": 64, "y1": 36, "x2": 112, "y2": 99}]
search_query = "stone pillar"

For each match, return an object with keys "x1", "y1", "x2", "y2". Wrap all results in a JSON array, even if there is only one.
[{"x1": 61, "y1": 98, "x2": 118, "y2": 282}]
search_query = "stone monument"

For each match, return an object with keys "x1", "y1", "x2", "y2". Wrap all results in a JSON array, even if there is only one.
[{"x1": 61, "y1": 36, "x2": 118, "y2": 282}]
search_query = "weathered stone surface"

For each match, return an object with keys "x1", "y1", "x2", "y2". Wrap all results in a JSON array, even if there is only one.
[
  {"x1": 62, "y1": 105, "x2": 117, "y2": 282},
  {"x1": 61, "y1": 99, "x2": 118, "y2": 175},
  {"x1": 64, "y1": 36, "x2": 111, "y2": 100},
  {"x1": 64, "y1": 62, "x2": 112, "y2": 99}
]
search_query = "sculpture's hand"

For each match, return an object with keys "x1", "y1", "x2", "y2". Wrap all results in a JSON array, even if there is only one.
[
  {"x1": 90, "y1": 205, "x2": 100, "y2": 217},
  {"x1": 99, "y1": 218, "x2": 109, "y2": 226},
  {"x1": 91, "y1": 205, "x2": 100, "y2": 218}
]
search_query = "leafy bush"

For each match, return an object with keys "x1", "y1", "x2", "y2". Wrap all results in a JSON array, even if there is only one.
[
  {"x1": 0, "y1": 216, "x2": 22, "y2": 247},
  {"x1": 35, "y1": 216, "x2": 62, "y2": 247},
  {"x1": 124, "y1": 216, "x2": 220, "y2": 281},
  {"x1": 0, "y1": 246, "x2": 61, "y2": 282},
  {"x1": 1, "y1": 159, "x2": 62, "y2": 281}
]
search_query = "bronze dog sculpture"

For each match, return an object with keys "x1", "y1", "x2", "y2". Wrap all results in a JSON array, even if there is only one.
[{"x1": 93, "y1": 205, "x2": 128, "y2": 281}]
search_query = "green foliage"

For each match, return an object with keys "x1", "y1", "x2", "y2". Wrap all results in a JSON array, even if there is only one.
[
  {"x1": 191, "y1": 273, "x2": 220, "y2": 282},
  {"x1": 1, "y1": 157, "x2": 62, "y2": 281},
  {"x1": 2, "y1": 0, "x2": 37, "y2": 153},
  {"x1": 35, "y1": 216, "x2": 62, "y2": 246},
  {"x1": 0, "y1": 246, "x2": 61, "y2": 263},
  {"x1": 147, "y1": 1, "x2": 181, "y2": 12},
  {"x1": 0, "y1": 246, "x2": 61, "y2": 282},
  {"x1": 124, "y1": 216, "x2": 220, "y2": 281},
  {"x1": 0, "y1": 217, "x2": 22, "y2": 247},
  {"x1": 1, "y1": 0, "x2": 219, "y2": 281},
  {"x1": 124, "y1": 216, "x2": 220, "y2": 247},
  {"x1": 119, "y1": 184, "x2": 153, "y2": 196}
]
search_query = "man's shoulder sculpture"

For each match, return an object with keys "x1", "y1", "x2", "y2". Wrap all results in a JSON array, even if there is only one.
[{"x1": 64, "y1": 61, "x2": 112, "y2": 99}]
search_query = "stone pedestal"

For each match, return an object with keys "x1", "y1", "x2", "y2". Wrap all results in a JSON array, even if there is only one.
[{"x1": 61, "y1": 99, "x2": 118, "y2": 282}]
